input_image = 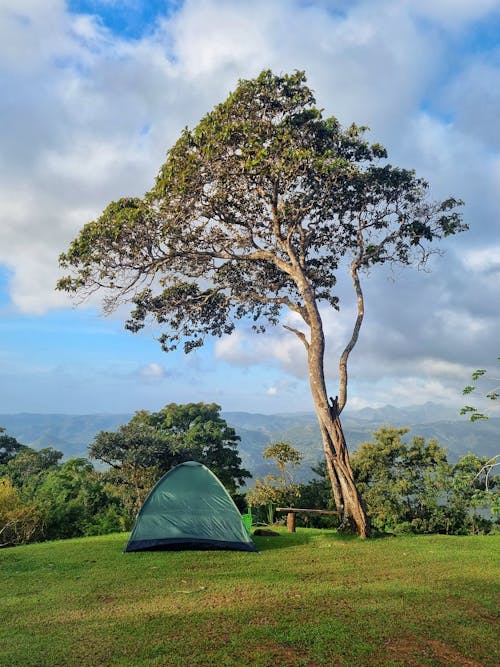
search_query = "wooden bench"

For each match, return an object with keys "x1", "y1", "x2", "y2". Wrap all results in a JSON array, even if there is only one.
[{"x1": 276, "y1": 507, "x2": 339, "y2": 533}]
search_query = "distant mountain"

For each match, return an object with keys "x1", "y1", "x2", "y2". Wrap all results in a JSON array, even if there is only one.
[
  {"x1": 0, "y1": 413, "x2": 130, "y2": 459},
  {"x1": 345, "y1": 402, "x2": 458, "y2": 425},
  {"x1": 1, "y1": 404, "x2": 498, "y2": 483},
  {"x1": 224, "y1": 404, "x2": 499, "y2": 481}
]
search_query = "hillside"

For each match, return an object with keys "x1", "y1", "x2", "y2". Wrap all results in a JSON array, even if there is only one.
[
  {"x1": 1, "y1": 403, "x2": 498, "y2": 482},
  {"x1": 1, "y1": 531, "x2": 498, "y2": 666}
]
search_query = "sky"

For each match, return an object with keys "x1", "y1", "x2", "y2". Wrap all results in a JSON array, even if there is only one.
[{"x1": 1, "y1": 0, "x2": 499, "y2": 416}]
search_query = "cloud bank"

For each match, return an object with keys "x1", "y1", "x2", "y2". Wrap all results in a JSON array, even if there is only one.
[{"x1": 1, "y1": 0, "x2": 499, "y2": 411}]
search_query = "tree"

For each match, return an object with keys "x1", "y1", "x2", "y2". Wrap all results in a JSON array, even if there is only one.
[
  {"x1": 460, "y1": 358, "x2": 499, "y2": 492},
  {"x1": 57, "y1": 70, "x2": 466, "y2": 537},
  {"x1": 263, "y1": 441, "x2": 303, "y2": 487},
  {"x1": 247, "y1": 441, "x2": 302, "y2": 522},
  {"x1": 351, "y1": 427, "x2": 449, "y2": 533},
  {"x1": 3, "y1": 446, "x2": 63, "y2": 496},
  {"x1": 89, "y1": 403, "x2": 250, "y2": 515},
  {"x1": 0, "y1": 478, "x2": 43, "y2": 547},
  {"x1": 35, "y1": 458, "x2": 124, "y2": 540},
  {"x1": 351, "y1": 426, "x2": 498, "y2": 534},
  {"x1": 0, "y1": 427, "x2": 22, "y2": 465}
]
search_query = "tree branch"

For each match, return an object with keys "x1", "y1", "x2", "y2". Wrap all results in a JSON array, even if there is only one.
[
  {"x1": 338, "y1": 259, "x2": 364, "y2": 413},
  {"x1": 283, "y1": 324, "x2": 309, "y2": 349}
]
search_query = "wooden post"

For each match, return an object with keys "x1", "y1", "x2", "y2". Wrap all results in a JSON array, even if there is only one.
[{"x1": 276, "y1": 507, "x2": 340, "y2": 534}]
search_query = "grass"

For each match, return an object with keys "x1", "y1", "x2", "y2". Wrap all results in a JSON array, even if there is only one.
[{"x1": 1, "y1": 528, "x2": 498, "y2": 666}]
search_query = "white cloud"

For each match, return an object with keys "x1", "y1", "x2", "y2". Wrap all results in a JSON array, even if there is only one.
[
  {"x1": 165, "y1": 0, "x2": 271, "y2": 77},
  {"x1": 365, "y1": 376, "x2": 462, "y2": 408},
  {"x1": 1, "y1": 0, "x2": 500, "y2": 411},
  {"x1": 214, "y1": 330, "x2": 258, "y2": 366},
  {"x1": 214, "y1": 327, "x2": 307, "y2": 376},
  {"x1": 137, "y1": 362, "x2": 168, "y2": 379},
  {"x1": 443, "y1": 58, "x2": 500, "y2": 150},
  {"x1": 0, "y1": 1, "x2": 73, "y2": 72},
  {"x1": 462, "y1": 247, "x2": 500, "y2": 273},
  {"x1": 2, "y1": 0, "x2": 497, "y2": 314}
]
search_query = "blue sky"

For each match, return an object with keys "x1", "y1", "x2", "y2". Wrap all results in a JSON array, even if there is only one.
[{"x1": 1, "y1": 0, "x2": 499, "y2": 415}]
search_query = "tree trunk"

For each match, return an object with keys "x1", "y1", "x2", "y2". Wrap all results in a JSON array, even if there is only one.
[
  {"x1": 307, "y1": 337, "x2": 370, "y2": 538},
  {"x1": 325, "y1": 402, "x2": 369, "y2": 537},
  {"x1": 286, "y1": 251, "x2": 369, "y2": 537}
]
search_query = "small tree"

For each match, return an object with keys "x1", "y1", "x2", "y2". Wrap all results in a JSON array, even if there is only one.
[
  {"x1": 263, "y1": 441, "x2": 303, "y2": 487},
  {"x1": 0, "y1": 478, "x2": 43, "y2": 547},
  {"x1": 352, "y1": 427, "x2": 498, "y2": 534},
  {"x1": 247, "y1": 441, "x2": 302, "y2": 523},
  {"x1": 460, "y1": 358, "x2": 500, "y2": 494},
  {"x1": 58, "y1": 70, "x2": 466, "y2": 536},
  {"x1": 443, "y1": 453, "x2": 499, "y2": 534}
]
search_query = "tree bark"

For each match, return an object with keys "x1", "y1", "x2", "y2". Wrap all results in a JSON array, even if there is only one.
[
  {"x1": 306, "y1": 332, "x2": 370, "y2": 538},
  {"x1": 284, "y1": 235, "x2": 369, "y2": 537}
]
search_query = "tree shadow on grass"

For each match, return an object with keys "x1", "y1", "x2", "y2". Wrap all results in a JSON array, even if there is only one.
[
  {"x1": 252, "y1": 527, "x2": 372, "y2": 552},
  {"x1": 252, "y1": 532, "x2": 313, "y2": 551}
]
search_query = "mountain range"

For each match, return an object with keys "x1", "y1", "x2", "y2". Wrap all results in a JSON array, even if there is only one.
[{"x1": 1, "y1": 402, "x2": 498, "y2": 482}]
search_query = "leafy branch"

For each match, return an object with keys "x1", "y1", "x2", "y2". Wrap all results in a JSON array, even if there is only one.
[{"x1": 460, "y1": 358, "x2": 500, "y2": 421}]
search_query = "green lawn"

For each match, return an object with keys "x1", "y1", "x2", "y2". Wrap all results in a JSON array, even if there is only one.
[{"x1": 1, "y1": 529, "x2": 498, "y2": 666}]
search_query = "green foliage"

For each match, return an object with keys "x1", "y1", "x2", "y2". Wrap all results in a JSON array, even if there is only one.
[
  {"x1": 0, "y1": 427, "x2": 22, "y2": 465},
  {"x1": 262, "y1": 440, "x2": 303, "y2": 485},
  {"x1": 295, "y1": 461, "x2": 339, "y2": 528},
  {"x1": 247, "y1": 441, "x2": 302, "y2": 522},
  {"x1": 57, "y1": 69, "x2": 465, "y2": 355},
  {"x1": 90, "y1": 402, "x2": 250, "y2": 518},
  {"x1": 0, "y1": 478, "x2": 43, "y2": 547},
  {"x1": 351, "y1": 426, "x2": 499, "y2": 534},
  {"x1": 2, "y1": 437, "x2": 126, "y2": 544},
  {"x1": 461, "y1": 358, "x2": 500, "y2": 421},
  {"x1": 2, "y1": 446, "x2": 63, "y2": 495},
  {"x1": 35, "y1": 458, "x2": 124, "y2": 540}
]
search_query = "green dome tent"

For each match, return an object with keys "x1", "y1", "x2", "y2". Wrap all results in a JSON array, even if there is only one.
[{"x1": 125, "y1": 461, "x2": 256, "y2": 552}]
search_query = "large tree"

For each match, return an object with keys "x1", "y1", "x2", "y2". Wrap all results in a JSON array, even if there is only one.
[
  {"x1": 89, "y1": 403, "x2": 250, "y2": 514},
  {"x1": 58, "y1": 70, "x2": 466, "y2": 537}
]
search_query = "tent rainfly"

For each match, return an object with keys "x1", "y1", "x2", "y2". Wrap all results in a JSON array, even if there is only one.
[{"x1": 124, "y1": 461, "x2": 257, "y2": 552}]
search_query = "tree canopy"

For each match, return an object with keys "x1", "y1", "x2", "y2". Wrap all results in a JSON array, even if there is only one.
[
  {"x1": 89, "y1": 402, "x2": 250, "y2": 501},
  {"x1": 0, "y1": 427, "x2": 23, "y2": 465},
  {"x1": 57, "y1": 70, "x2": 466, "y2": 536},
  {"x1": 58, "y1": 70, "x2": 464, "y2": 361},
  {"x1": 351, "y1": 427, "x2": 498, "y2": 534},
  {"x1": 247, "y1": 441, "x2": 303, "y2": 521}
]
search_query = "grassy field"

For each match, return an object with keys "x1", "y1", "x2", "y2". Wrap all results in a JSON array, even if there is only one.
[{"x1": 1, "y1": 529, "x2": 498, "y2": 666}]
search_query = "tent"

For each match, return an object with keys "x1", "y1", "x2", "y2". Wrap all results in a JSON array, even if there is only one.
[{"x1": 124, "y1": 461, "x2": 256, "y2": 552}]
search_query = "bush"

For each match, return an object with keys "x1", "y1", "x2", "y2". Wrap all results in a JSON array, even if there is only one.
[{"x1": 0, "y1": 478, "x2": 43, "y2": 547}]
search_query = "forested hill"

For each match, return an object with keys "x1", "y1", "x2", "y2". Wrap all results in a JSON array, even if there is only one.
[{"x1": 1, "y1": 403, "x2": 498, "y2": 482}]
